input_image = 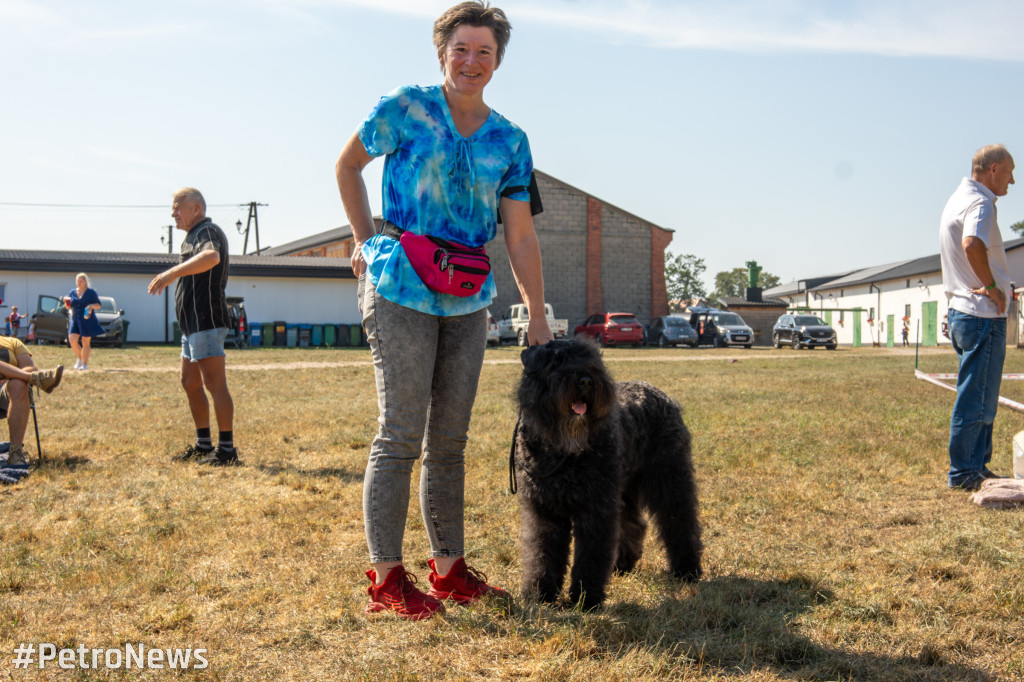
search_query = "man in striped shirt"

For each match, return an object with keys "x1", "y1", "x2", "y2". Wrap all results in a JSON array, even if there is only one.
[{"x1": 148, "y1": 187, "x2": 238, "y2": 466}]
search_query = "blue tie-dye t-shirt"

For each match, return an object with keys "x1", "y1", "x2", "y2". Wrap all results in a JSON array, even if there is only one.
[{"x1": 358, "y1": 84, "x2": 533, "y2": 316}]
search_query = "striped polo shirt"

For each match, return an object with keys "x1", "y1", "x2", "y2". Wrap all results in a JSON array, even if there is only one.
[{"x1": 175, "y1": 217, "x2": 231, "y2": 335}]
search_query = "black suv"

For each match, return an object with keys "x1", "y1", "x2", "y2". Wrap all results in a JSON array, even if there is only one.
[{"x1": 772, "y1": 313, "x2": 837, "y2": 350}]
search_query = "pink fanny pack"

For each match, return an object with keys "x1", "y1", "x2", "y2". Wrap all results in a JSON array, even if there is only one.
[{"x1": 380, "y1": 220, "x2": 490, "y2": 297}]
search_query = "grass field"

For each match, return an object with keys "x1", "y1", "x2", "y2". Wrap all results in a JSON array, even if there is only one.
[{"x1": 1, "y1": 343, "x2": 1023, "y2": 680}]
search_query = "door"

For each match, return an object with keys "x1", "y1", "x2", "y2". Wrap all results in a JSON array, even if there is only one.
[
  {"x1": 852, "y1": 310, "x2": 862, "y2": 347},
  {"x1": 886, "y1": 314, "x2": 895, "y2": 347},
  {"x1": 922, "y1": 301, "x2": 938, "y2": 346},
  {"x1": 35, "y1": 295, "x2": 68, "y2": 343}
]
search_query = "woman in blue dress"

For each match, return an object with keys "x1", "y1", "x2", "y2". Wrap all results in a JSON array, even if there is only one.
[
  {"x1": 336, "y1": 1, "x2": 553, "y2": 620},
  {"x1": 64, "y1": 272, "x2": 103, "y2": 371}
]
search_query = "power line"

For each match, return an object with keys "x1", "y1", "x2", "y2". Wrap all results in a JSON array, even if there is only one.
[{"x1": 0, "y1": 201, "x2": 245, "y2": 209}]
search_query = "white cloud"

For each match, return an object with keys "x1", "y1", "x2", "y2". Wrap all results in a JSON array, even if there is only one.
[{"x1": 316, "y1": 0, "x2": 1024, "y2": 61}]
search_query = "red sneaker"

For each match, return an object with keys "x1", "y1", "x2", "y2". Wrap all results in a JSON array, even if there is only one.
[
  {"x1": 365, "y1": 565, "x2": 446, "y2": 620},
  {"x1": 427, "y1": 558, "x2": 511, "y2": 605}
]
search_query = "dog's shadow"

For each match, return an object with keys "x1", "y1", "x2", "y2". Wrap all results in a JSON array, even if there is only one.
[{"x1": 522, "y1": 575, "x2": 993, "y2": 681}]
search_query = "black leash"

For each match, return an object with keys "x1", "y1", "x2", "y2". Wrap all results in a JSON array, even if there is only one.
[
  {"x1": 508, "y1": 413, "x2": 574, "y2": 495},
  {"x1": 508, "y1": 414, "x2": 520, "y2": 494}
]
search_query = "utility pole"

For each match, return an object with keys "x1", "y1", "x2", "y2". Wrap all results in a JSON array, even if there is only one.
[
  {"x1": 237, "y1": 202, "x2": 267, "y2": 255},
  {"x1": 160, "y1": 225, "x2": 174, "y2": 254}
]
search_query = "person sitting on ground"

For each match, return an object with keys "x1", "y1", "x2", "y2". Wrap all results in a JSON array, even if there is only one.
[{"x1": 0, "y1": 335, "x2": 63, "y2": 467}]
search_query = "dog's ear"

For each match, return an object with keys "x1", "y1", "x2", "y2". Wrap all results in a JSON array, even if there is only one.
[{"x1": 521, "y1": 344, "x2": 546, "y2": 372}]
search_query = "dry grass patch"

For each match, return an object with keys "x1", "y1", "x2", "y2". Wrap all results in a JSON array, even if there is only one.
[{"x1": 1, "y1": 344, "x2": 1022, "y2": 680}]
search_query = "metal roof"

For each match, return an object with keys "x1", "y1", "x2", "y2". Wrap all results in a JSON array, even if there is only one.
[
  {"x1": 261, "y1": 225, "x2": 356, "y2": 256},
  {"x1": 809, "y1": 237, "x2": 1024, "y2": 291}
]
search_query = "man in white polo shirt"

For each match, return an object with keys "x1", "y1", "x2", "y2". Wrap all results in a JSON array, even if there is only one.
[{"x1": 939, "y1": 144, "x2": 1015, "y2": 491}]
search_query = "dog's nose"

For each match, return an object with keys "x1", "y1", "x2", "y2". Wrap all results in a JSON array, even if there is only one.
[{"x1": 578, "y1": 376, "x2": 592, "y2": 389}]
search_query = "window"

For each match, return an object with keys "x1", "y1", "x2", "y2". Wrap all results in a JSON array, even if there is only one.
[
  {"x1": 905, "y1": 304, "x2": 911, "y2": 317},
  {"x1": 0, "y1": 283, "x2": 5, "y2": 307},
  {"x1": 869, "y1": 307, "x2": 875, "y2": 320}
]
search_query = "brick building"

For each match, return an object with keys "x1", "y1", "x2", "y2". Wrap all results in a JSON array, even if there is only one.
[{"x1": 265, "y1": 170, "x2": 674, "y2": 328}]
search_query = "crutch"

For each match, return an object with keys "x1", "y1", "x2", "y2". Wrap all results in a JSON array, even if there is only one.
[{"x1": 29, "y1": 385, "x2": 42, "y2": 463}]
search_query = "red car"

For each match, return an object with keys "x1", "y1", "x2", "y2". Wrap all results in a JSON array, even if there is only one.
[{"x1": 574, "y1": 312, "x2": 645, "y2": 347}]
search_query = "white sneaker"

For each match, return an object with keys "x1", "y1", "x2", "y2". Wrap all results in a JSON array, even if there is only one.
[
  {"x1": 73, "y1": 359, "x2": 82, "y2": 370},
  {"x1": 80, "y1": 364, "x2": 88, "y2": 371}
]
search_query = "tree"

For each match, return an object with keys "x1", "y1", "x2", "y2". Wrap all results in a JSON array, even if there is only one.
[
  {"x1": 712, "y1": 267, "x2": 781, "y2": 300},
  {"x1": 1011, "y1": 219, "x2": 1024, "y2": 237},
  {"x1": 664, "y1": 253, "x2": 707, "y2": 311}
]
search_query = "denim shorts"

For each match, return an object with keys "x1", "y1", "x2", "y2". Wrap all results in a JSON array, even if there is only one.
[{"x1": 181, "y1": 328, "x2": 229, "y2": 361}]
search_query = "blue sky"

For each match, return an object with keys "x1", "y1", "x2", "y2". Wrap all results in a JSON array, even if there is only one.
[{"x1": 2, "y1": 0, "x2": 1024, "y2": 289}]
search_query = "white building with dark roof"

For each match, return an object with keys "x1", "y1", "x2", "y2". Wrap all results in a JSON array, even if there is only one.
[
  {"x1": 764, "y1": 238, "x2": 1024, "y2": 346},
  {"x1": 0, "y1": 250, "x2": 356, "y2": 343}
]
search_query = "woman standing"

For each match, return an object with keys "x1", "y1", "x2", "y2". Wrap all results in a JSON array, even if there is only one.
[
  {"x1": 64, "y1": 273, "x2": 103, "y2": 370},
  {"x1": 336, "y1": 1, "x2": 553, "y2": 620}
]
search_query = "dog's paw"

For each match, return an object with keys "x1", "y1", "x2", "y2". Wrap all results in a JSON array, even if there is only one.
[{"x1": 672, "y1": 566, "x2": 702, "y2": 583}]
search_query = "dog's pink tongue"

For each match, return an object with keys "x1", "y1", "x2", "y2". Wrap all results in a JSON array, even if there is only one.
[{"x1": 572, "y1": 402, "x2": 587, "y2": 415}]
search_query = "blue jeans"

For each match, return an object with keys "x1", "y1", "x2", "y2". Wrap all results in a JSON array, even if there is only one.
[
  {"x1": 358, "y1": 276, "x2": 488, "y2": 563},
  {"x1": 947, "y1": 309, "x2": 1006, "y2": 487}
]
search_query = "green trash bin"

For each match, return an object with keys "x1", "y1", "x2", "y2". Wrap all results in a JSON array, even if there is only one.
[
  {"x1": 172, "y1": 321, "x2": 181, "y2": 345},
  {"x1": 349, "y1": 323, "x2": 362, "y2": 347},
  {"x1": 323, "y1": 324, "x2": 336, "y2": 347},
  {"x1": 262, "y1": 323, "x2": 274, "y2": 346}
]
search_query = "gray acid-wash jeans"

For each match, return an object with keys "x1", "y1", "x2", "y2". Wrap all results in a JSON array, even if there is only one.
[{"x1": 358, "y1": 275, "x2": 488, "y2": 563}]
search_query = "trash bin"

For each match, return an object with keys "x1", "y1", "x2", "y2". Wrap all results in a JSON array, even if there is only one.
[
  {"x1": 172, "y1": 321, "x2": 181, "y2": 345},
  {"x1": 298, "y1": 324, "x2": 312, "y2": 347},
  {"x1": 349, "y1": 323, "x2": 362, "y2": 347},
  {"x1": 263, "y1": 323, "x2": 273, "y2": 346},
  {"x1": 250, "y1": 324, "x2": 262, "y2": 347},
  {"x1": 286, "y1": 324, "x2": 298, "y2": 347},
  {"x1": 120, "y1": 320, "x2": 129, "y2": 346},
  {"x1": 336, "y1": 324, "x2": 350, "y2": 347},
  {"x1": 323, "y1": 324, "x2": 336, "y2": 347},
  {"x1": 311, "y1": 324, "x2": 323, "y2": 347},
  {"x1": 274, "y1": 321, "x2": 287, "y2": 347}
]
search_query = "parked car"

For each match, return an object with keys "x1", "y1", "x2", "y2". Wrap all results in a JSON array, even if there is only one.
[
  {"x1": 34, "y1": 294, "x2": 126, "y2": 347},
  {"x1": 772, "y1": 313, "x2": 837, "y2": 350},
  {"x1": 225, "y1": 297, "x2": 249, "y2": 349},
  {"x1": 497, "y1": 303, "x2": 569, "y2": 346},
  {"x1": 574, "y1": 312, "x2": 644, "y2": 347},
  {"x1": 645, "y1": 315, "x2": 698, "y2": 348},
  {"x1": 687, "y1": 307, "x2": 754, "y2": 348},
  {"x1": 486, "y1": 309, "x2": 500, "y2": 346}
]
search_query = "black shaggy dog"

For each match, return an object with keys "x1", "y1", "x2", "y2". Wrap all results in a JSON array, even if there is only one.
[{"x1": 511, "y1": 338, "x2": 702, "y2": 609}]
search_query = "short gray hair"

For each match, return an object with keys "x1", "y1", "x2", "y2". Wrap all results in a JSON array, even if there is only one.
[
  {"x1": 173, "y1": 187, "x2": 207, "y2": 213},
  {"x1": 972, "y1": 144, "x2": 1013, "y2": 175}
]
